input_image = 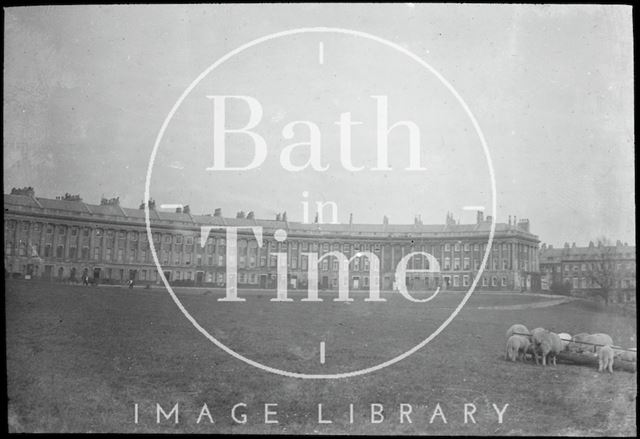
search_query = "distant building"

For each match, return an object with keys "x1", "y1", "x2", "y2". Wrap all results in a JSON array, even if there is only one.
[
  {"x1": 4, "y1": 188, "x2": 541, "y2": 291},
  {"x1": 539, "y1": 241, "x2": 636, "y2": 294}
]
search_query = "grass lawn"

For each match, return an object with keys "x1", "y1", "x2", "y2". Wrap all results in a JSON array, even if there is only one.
[{"x1": 5, "y1": 280, "x2": 637, "y2": 434}]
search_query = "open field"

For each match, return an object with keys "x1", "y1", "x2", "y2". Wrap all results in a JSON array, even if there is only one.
[{"x1": 5, "y1": 280, "x2": 637, "y2": 434}]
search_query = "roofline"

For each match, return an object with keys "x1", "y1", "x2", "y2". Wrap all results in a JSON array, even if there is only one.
[{"x1": 4, "y1": 193, "x2": 540, "y2": 242}]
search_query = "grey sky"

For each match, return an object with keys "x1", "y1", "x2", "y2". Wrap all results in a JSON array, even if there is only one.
[{"x1": 3, "y1": 4, "x2": 634, "y2": 248}]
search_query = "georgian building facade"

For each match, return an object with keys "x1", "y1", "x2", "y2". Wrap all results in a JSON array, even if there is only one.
[
  {"x1": 539, "y1": 242, "x2": 636, "y2": 291},
  {"x1": 4, "y1": 188, "x2": 541, "y2": 291}
]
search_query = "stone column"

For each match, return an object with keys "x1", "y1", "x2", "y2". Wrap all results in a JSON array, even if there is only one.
[
  {"x1": 123, "y1": 231, "x2": 130, "y2": 266},
  {"x1": 88, "y1": 226, "x2": 96, "y2": 262},
  {"x1": 12, "y1": 220, "x2": 20, "y2": 257},
  {"x1": 25, "y1": 221, "x2": 32, "y2": 256},
  {"x1": 103, "y1": 230, "x2": 110, "y2": 262},
  {"x1": 39, "y1": 223, "x2": 46, "y2": 261},
  {"x1": 63, "y1": 226, "x2": 71, "y2": 259}
]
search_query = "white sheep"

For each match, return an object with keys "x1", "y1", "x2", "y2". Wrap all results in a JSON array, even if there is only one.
[
  {"x1": 506, "y1": 335, "x2": 530, "y2": 362},
  {"x1": 557, "y1": 332, "x2": 572, "y2": 350},
  {"x1": 530, "y1": 327, "x2": 547, "y2": 364},
  {"x1": 531, "y1": 327, "x2": 547, "y2": 345},
  {"x1": 612, "y1": 346, "x2": 637, "y2": 363},
  {"x1": 506, "y1": 324, "x2": 533, "y2": 360},
  {"x1": 568, "y1": 332, "x2": 590, "y2": 353},
  {"x1": 537, "y1": 331, "x2": 563, "y2": 366},
  {"x1": 598, "y1": 345, "x2": 615, "y2": 373},
  {"x1": 584, "y1": 333, "x2": 614, "y2": 355},
  {"x1": 506, "y1": 324, "x2": 530, "y2": 339}
]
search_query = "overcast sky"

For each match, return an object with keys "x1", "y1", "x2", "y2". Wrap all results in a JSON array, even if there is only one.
[{"x1": 4, "y1": 4, "x2": 634, "y2": 248}]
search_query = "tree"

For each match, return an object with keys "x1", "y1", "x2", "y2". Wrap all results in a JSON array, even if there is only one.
[{"x1": 585, "y1": 237, "x2": 619, "y2": 305}]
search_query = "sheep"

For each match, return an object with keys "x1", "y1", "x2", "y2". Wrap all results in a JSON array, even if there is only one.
[
  {"x1": 568, "y1": 332, "x2": 591, "y2": 353},
  {"x1": 557, "y1": 332, "x2": 572, "y2": 350},
  {"x1": 530, "y1": 327, "x2": 548, "y2": 364},
  {"x1": 537, "y1": 331, "x2": 563, "y2": 366},
  {"x1": 506, "y1": 324, "x2": 532, "y2": 357},
  {"x1": 531, "y1": 327, "x2": 547, "y2": 345},
  {"x1": 506, "y1": 324, "x2": 530, "y2": 339},
  {"x1": 584, "y1": 333, "x2": 614, "y2": 355},
  {"x1": 612, "y1": 346, "x2": 637, "y2": 363},
  {"x1": 506, "y1": 335, "x2": 530, "y2": 362},
  {"x1": 598, "y1": 345, "x2": 615, "y2": 373},
  {"x1": 524, "y1": 341, "x2": 537, "y2": 362}
]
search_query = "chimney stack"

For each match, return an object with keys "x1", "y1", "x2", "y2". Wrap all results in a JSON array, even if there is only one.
[
  {"x1": 477, "y1": 210, "x2": 484, "y2": 224},
  {"x1": 446, "y1": 212, "x2": 456, "y2": 226},
  {"x1": 517, "y1": 218, "x2": 530, "y2": 233},
  {"x1": 10, "y1": 186, "x2": 35, "y2": 197},
  {"x1": 349, "y1": 213, "x2": 353, "y2": 225},
  {"x1": 214, "y1": 208, "x2": 222, "y2": 217},
  {"x1": 57, "y1": 193, "x2": 82, "y2": 202},
  {"x1": 100, "y1": 196, "x2": 120, "y2": 206}
]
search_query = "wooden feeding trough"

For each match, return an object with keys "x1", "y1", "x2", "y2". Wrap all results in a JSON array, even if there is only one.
[
  {"x1": 513, "y1": 333, "x2": 637, "y2": 373},
  {"x1": 558, "y1": 342, "x2": 636, "y2": 373}
]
